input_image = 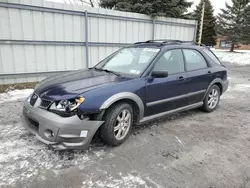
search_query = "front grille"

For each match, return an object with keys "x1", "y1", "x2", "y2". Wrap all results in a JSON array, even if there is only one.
[
  {"x1": 30, "y1": 93, "x2": 38, "y2": 106},
  {"x1": 50, "y1": 109, "x2": 76, "y2": 117},
  {"x1": 40, "y1": 99, "x2": 52, "y2": 108}
]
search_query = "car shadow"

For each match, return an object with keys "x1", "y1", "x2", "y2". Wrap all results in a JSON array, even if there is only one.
[
  {"x1": 132, "y1": 108, "x2": 203, "y2": 132},
  {"x1": 44, "y1": 109, "x2": 205, "y2": 154},
  {"x1": 89, "y1": 108, "x2": 205, "y2": 150}
]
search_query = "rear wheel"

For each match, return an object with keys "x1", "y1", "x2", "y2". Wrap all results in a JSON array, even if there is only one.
[
  {"x1": 202, "y1": 85, "x2": 220, "y2": 112},
  {"x1": 100, "y1": 103, "x2": 133, "y2": 146}
]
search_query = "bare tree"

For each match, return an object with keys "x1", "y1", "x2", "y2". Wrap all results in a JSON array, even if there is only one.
[
  {"x1": 81, "y1": 0, "x2": 94, "y2": 7},
  {"x1": 65, "y1": 0, "x2": 98, "y2": 7}
]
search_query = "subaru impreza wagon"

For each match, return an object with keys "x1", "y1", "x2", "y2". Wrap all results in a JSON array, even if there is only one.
[{"x1": 22, "y1": 40, "x2": 229, "y2": 150}]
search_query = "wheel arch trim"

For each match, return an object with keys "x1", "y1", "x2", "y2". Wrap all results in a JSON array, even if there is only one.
[
  {"x1": 203, "y1": 78, "x2": 223, "y2": 100},
  {"x1": 100, "y1": 92, "x2": 144, "y2": 120}
]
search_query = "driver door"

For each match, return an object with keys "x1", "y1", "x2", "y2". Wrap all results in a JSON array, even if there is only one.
[{"x1": 145, "y1": 49, "x2": 189, "y2": 117}]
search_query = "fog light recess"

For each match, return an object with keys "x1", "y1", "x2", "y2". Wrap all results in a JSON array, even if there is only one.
[{"x1": 44, "y1": 129, "x2": 55, "y2": 139}]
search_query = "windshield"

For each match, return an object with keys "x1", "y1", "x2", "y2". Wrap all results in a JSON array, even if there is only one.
[{"x1": 96, "y1": 47, "x2": 160, "y2": 76}]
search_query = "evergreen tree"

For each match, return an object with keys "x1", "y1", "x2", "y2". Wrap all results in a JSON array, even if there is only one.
[
  {"x1": 99, "y1": 0, "x2": 192, "y2": 18},
  {"x1": 217, "y1": 0, "x2": 250, "y2": 51},
  {"x1": 242, "y1": 5, "x2": 250, "y2": 44},
  {"x1": 193, "y1": 0, "x2": 216, "y2": 46}
]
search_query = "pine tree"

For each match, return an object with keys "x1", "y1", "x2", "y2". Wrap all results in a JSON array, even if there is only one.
[
  {"x1": 193, "y1": 0, "x2": 216, "y2": 46},
  {"x1": 242, "y1": 5, "x2": 250, "y2": 44},
  {"x1": 217, "y1": 0, "x2": 250, "y2": 51},
  {"x1": 99, "y1": 0, "x2": 193, "y2": 18}
]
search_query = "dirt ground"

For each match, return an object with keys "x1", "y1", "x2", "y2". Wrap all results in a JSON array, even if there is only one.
[{"x1": 0, "y1": 62, "x2": 250, "y2": 188}]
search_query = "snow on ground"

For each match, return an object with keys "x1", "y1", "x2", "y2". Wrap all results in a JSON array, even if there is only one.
[
  {"x1": 0, "y1": 122, "x2": 152, "y2": 188},
  {"x1": 211, "y1": 48, "x2": 250, "y2": 53},
  {"x1": 0, "y1": 50, "x2": 249, "y2": 187},
  {"x1": 0, "y1": 89, "x2": 33, "y2": 103},
  {"x1": 212, "y1": 49, "x2": 250, "y2": 66},
  {"x1": 82, "y1": 173, "x2": 148, "y2": 188},
  {"x1": 221, "y1": 83, "x2": 250, "y2": 100},
  {"x1": 0, "y1": 123, "x2": 93, "y2": 187},
  {"x1": 229, "y1": 84, "x2": 250, "y2": 92}
]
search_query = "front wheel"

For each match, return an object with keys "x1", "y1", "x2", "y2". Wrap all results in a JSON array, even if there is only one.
[
  {"x1": 202, "y1": 85, "x2": 221, "y2": 112},
  {"x1": 100, "y1": 103, "x2": 133, "y2": 146}
]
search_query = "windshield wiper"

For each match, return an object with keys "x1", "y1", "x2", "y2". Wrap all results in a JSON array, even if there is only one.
[{"x1": 93, "y1": 67, "x2": 120, "y2": 76}]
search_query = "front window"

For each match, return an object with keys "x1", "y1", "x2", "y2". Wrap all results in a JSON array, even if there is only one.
[{"x1": 96, "y1": 47, "x2": 160, "y2": 76}]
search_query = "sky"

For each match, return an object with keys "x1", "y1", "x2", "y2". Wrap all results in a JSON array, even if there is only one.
[
  {"x1": 49, "y1": 0, "x2": 231, "y2": 15},
  {"x1": 188, "y1": 0, "x2": 231, "y2": 15}
]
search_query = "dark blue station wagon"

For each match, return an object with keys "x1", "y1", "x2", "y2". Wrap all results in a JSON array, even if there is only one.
[{"x1": 22, "y1": 40, "x2": 229, "y2": 150}]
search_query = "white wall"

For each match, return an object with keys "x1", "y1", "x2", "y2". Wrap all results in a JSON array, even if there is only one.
[{"x1": 0, "y1": 0, "x2": 197, "y2": 84}]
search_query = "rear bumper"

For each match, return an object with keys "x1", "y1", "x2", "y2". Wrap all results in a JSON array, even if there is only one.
[
  {"x1": 222, "y1": 80, "x2": 229, "y2": 93},
  {"x1": 21, "y1": 98, "x2": 104, "y2": 150}
]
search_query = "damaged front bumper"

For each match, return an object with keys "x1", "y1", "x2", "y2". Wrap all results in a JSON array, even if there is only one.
[{"x1": 21, "y1": 98, "x2": 104, "y2": 150}]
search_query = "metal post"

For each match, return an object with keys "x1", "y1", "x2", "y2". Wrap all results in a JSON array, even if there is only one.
[
  {"x1": 152, "y1": 18, "x2": 155, "y2": 40},
  {"x1": 85, "y1": 10, "x2": 89, "y2": 68},
  {"x1": 198, "y1": 0, "x2": 205, "y2": 44},
  {"x1": 194, "y1": 21, "x2": 198, "y2": 42}
]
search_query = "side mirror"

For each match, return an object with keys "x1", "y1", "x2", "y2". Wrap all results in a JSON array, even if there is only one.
[{"x1": 151, "y1": 70, "x2": 168, "y2": 78}]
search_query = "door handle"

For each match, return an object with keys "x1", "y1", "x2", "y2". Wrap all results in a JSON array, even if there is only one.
[
  {"x1": 178, "y1": 76, "x2": 185, "y2": 81},
  {"x1": 208, "y1": 71, "x2": 212, "y2": 74}
]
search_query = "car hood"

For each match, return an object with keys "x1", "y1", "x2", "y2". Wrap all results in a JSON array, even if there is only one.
[{"x1": 35, "y1": 69, "x2": 132, "y2": 101}]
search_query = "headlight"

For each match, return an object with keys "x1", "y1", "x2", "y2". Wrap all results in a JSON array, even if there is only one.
[{"x1": 50, "y1": 96, "x2": 85, "y2": 112}]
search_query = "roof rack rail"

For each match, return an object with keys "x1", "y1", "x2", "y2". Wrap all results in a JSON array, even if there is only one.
[
  {"x1": 179, "y1": 41, "x2": 208, "y2": 46},
  {"x1": 134, "y1": 40, "x2": 208, "y2": 47},
  {"x1": 134, "y1": 41, "x2": 147, "y2": 44},
  {"x1": 181, "y1": 41, "x2": 197, "y2": 45},
  {"x1": 145, "y1": 39, "x2": 183, "y2": 43}
]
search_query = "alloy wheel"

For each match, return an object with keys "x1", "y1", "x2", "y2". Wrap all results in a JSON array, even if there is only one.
[
  {"x1": 114, "y1": 109, "x2": 132, "y2": 140},
  {"x1": 208, "y1": 88, "x2": 219, "y2": 109}
]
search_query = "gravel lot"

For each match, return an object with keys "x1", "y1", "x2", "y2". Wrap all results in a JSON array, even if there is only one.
[{"x1": 0, "y1": 62, "x2": 250, "y2": 188}]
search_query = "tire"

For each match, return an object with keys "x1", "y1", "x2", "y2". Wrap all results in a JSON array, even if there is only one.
[
  {"x1": 202, "y1": 85, "x2": 221, "y2": 112},
  {"x1": 100, "y1": 103, "x2": 133, "y2": 146}
]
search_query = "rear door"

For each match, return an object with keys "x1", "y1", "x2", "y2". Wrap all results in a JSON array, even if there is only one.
[
  {"x1": 145, "y1": 49, "x2": 189, "y2": 117},
  {"x1": 182, "y1": 49, "x2": 214, "y2": 104}
]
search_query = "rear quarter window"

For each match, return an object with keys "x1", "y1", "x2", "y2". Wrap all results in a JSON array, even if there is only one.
[
  {"x1": 182, "y1": 49, "x2": 207, "y2": 71},
  {"x1": 203, "y1": 48, "x2": 222, "y2": 65}
]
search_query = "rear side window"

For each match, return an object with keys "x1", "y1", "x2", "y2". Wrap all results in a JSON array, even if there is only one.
[
  {"x1": 153, "y1": 49, "x2": 185, "y2": 75},
  {"x1": 183, "y1": 49, "x2": 207, "y2": 71},
  {"x1": 203, "y1": 48, "x2": 222, "y2": 65}
]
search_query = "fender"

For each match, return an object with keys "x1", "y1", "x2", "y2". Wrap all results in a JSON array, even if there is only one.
[
  {"x1": 202, "y1": 78, "x2": 223, "y2": 100},
  {"x1": 100, "y1": 92, "x2": 144, "y2": 120}
]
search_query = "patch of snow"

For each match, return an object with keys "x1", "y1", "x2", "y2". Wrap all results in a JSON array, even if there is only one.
[
  {"x1": 228, "y1": 84, "x2": 250, "y2": 92},
  {"x1": 212, "y1": 49, "x2": 250, "y2": 53},
  {"x1": 175, "y1": 136, "x2": 187, "y2": 149},
  {"x1": 221, "y1": 83, "x2": 250, "y2": 100},
  {"x1": 121, "y1": 174, "x2": 146, "y2": 185},
  {"x1": 0, "y1": 89, "x2": 34, "y2": 103},
  {"x1": 221, "y1": 94, "x2": 236, "y2": 100},
  {"x1": 94, "y1": 150, "x2": 106, "y2": 158},
  {"x1": 145, "y1": 177, "x2": 164, "y2": 188},
  {"x1": 212, "y1": 50, "x2": 250, "y2": 65},
  {"x1": 82, "y1": 173, "x2": 147, "y2": 188}
]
